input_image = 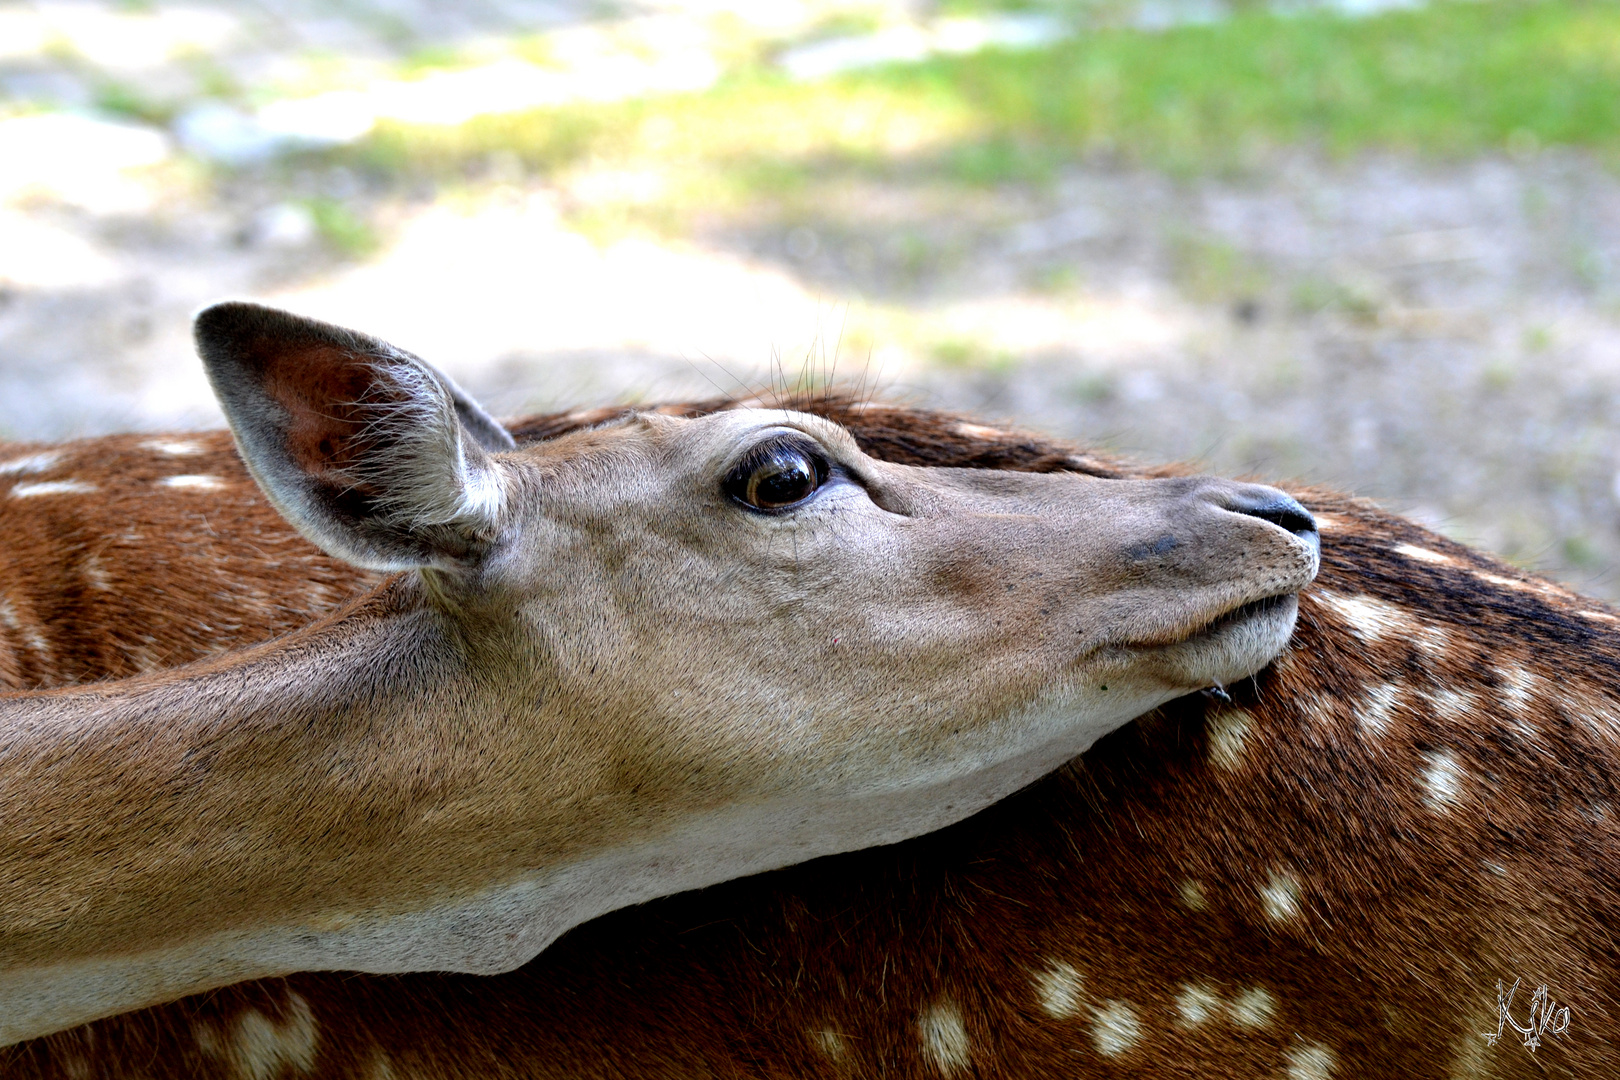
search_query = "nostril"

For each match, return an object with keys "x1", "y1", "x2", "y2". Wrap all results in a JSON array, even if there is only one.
[{"x1": 1230, "y1": 492, "x2": 1316, "y2": 538}]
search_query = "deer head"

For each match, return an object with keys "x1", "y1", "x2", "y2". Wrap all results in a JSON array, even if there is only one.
[{"x1": 0, "y1": 303, "x2": 1318, "y2": 1044}]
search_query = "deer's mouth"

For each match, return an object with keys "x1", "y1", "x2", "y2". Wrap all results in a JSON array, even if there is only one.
[
  {"x1": 1188, "y1": 592, "x2": 1297, "y2": 638},
  {"x1": 1131, "y1": 590, "x2": 1303, "y2": 691}
]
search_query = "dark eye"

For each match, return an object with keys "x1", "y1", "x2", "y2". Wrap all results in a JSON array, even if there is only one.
[{"x1": 724, "y1": 438, "x2": 830, "y2": 512}]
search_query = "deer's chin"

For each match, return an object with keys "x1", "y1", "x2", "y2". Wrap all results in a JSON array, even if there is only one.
[{"x1": 1145, "y1": 592, "x2": 1301, "y2": 691}]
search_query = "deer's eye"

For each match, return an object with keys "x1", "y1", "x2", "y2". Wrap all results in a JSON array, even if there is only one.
[{"x1": 725, "y1": 438, "x2": 830, "y2": 512}]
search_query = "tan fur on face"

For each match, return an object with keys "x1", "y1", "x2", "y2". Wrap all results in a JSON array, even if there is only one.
[
  {"x1": 1, "y1": 368, "x2": 1314, "y2": 1047},
  {"x1": 4, "y1": 395, "x2": 1607, "y2": 1078}
]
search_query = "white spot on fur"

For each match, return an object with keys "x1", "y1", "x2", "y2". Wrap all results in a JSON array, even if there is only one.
[
  {"x1": 1207, "y1": 707, "x2": 1253, "y2": 770},
  {"x1": 918, "y1": 1001, "x2": 970, "y2": 1074},
  {"x1": 1175, "y1": 984, "x2": 1221, "y2": 1028},
  {"x1": 82, "y1": 553, "x2": 112, "y2": 591},
  {"x1": 194, "y1": 1022, "x2": 224, "y2": 1057},
  {"x1": 1394, "y1": 543, "x2": 1453, "y2": 566},
  {"x1": 0, "y1": 597, "x2": 50, "y2": 657},
  {"x1": 1310, "y1": 513, "x2": 1341, "y2": 531},
  {"x1": 1422, "y1": 751, "x2": 1465, "y2": 811},
  {"x1": 198, "y1": 994, "x2": 318, "y2": 1080},
  {"x1": 1313, "y1": 591, "x2": 1411, "y2": 643},
  {"x1": 1496, "y1": 664, "x2": 1537, "y2": 715},
  {"x1": 1297, "y1": 691, "x2": 1339, "y2": 730},
  {"x1": 1430, "y1": 688, "x2": 1477, "y2": 723},
  {"x1": 953, "y1": 421, "x2": 1006, "y2": 440},
  {"x1": 1474, "y1": 571, "x2": 1570, "y2": 600},
  {"x1": 159, "y1": 474, "x2": 225, "y2": 490},
  {"x1": 11, "y1": 480, "x2": 96, "y2": 497},
  {"x1": 1414, "y1": 623, "x2": 1454, "y2": 656},
  {"x1": 1090, "y1": 1000, "x2": 1142, "y2": 1056},
  {"x1": 1579, "y1": 609, "x2": 1619, "y2": 623},
  {"x1": 0, "y1": 451, "x2": 62, "y2": 476},
  {"x1": 811, "y1": 1028, "x2": 849, "y2": 1060},
  {"x1": 1229, "y1": 987, "x2": 1276, "y2": 1029},
  {"x1": 1260, "y1": 871, "x2": 1302, "y2": 923},
  {"x1": 1477, "y1": 572, "x2": 1520, "y2": 590},
  {"x1": 142, "y1": 439, "x2": 204, "y2": 456},
  {"x1": 1179, "y1": 879, "x2": 1208, "y2": 912},
  {"x1": 1033, "y1": 961, "x2": 1084, "y2": 1019},
  {"x1": 1556, "y1": 689, "x2": 1620, "y2": 743},
  {"x1": 1286, "y1": 1040, "x2": 1337, "y2": 1080},
  {"x1": 1358, "y1": 682, "x2": 1402, "y2": 737}
]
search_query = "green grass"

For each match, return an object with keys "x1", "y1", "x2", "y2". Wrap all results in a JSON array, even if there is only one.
[
  {"x1": 332, "y1": 0, "x2": 1620, "y2": 216},
  {"x1": 304, "y1": 198, "x2": 379, "y2": 256},
  {"x1": 896, "y1": 0, "x2": 1620, "y2": 172},
  {"x1": 92, "y1": 80, "x2": 175, "y2": 126}
]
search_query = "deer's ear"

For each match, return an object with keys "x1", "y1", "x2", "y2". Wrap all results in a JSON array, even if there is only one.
[{"x1": 195, "y1": 302, "x2": 509, "y2": 572}]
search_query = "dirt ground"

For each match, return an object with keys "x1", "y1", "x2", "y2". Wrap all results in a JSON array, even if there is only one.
[{"x1": 5, "y1": 0, "x2": 1620, "y2": 598}]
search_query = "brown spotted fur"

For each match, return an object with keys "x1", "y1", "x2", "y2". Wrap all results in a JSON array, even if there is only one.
[{"x1": 0, "y1": 396, "x2": 1614, "y2": 1078}]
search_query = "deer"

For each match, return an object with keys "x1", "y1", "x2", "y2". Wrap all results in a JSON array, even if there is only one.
[
  {"x1": 1, "y1": 312, "x2": 1613, "y2": 1078},
  {"x1": 0, "y1": 303, "x2": 1324, "y2": 1052}
]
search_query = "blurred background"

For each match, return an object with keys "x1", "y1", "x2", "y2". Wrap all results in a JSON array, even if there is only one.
[{"x1": 2, "y1": 0, "x2": 1620, "y2": 592}]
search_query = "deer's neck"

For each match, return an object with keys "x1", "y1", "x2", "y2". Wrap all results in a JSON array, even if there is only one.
[{"x1": 0, "y1": 579, "x2": 551, "y2": 1041}]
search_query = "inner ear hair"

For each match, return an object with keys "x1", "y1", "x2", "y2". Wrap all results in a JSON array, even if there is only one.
[
  {"x1": 328, "y1": 359, "x2": 501, "y2": 539},
  {"x1": 195, "y1": 301, "x2": 507, "y2": 574}
]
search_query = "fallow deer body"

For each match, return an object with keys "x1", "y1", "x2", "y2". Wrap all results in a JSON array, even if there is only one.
[
  {"x1": 0, "y1": 306, "x2": 1320, "y2": 1050},
  {"x1": 1, "y1": 308, "x2": 1615, "y2": 1078}
]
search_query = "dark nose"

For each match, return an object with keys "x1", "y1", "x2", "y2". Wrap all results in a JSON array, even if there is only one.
[{"x1": 1227, "y1": 489, "x2": 1317, "y2": 539}]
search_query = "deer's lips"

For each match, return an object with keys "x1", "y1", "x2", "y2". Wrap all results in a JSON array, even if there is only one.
[
  {"x1": 1125, "y1": 590, "x2": 1302, "y2": 691},
  {"x1": 1182, "y1": 592, "x2": 1299, "y2": 642}
]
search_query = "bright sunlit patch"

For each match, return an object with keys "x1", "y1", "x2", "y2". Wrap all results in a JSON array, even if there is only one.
[
  {"x1": 0, "y1": 211, "x2": 123, "y2": 289},
  {"x1": 269, "y1": 199, "x2": 819, "y2": 391},
  {"x1": 778, "y1": 15, "x2": 1066, "y2": 81},
  {"x1": 0, "y1": 5, "x2": 236, "y2": 68},
  {"x1": 0, "y1": 114, "x2": 170, "y2": 213},
  {"x1": 188, "y1": 19, "x2": 726, "y2": 162}
]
